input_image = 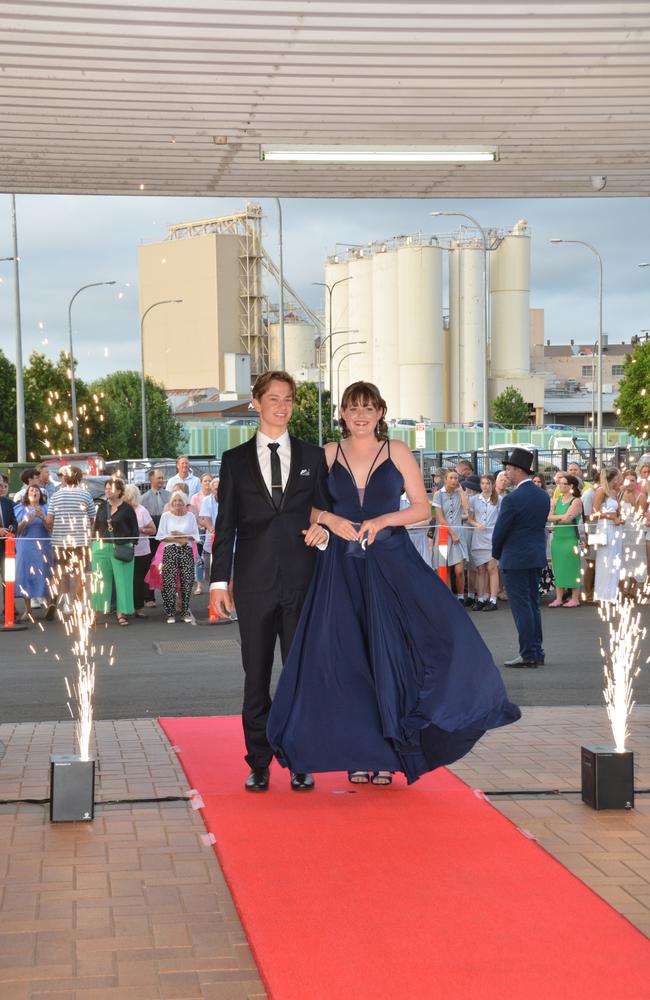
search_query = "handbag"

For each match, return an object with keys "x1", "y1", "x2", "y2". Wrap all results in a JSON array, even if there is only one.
[
  {"x1": 107, "y1": 510, "x2": 134, "y2": 562},
  {"x1": 586, "y1": 520, "x2": 607, "y2": 548}
]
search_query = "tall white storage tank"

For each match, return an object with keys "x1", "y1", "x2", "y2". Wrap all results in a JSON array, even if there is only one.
[
  {"x1": 397, "y1": 243, "x2": 443, "y2": 421},
  {"x1": 269, "y1": 321, "x2": 316, "y2": 375},
  {"x1": 323, "y1": 258, "x2": 350, "y2": 402},
  {"x1": 345, "y1": 253, "x2": 374, "y2": 401},
  {"x1": 371, "y1": 250, "x2": 399, "y2": 419},
  {"x1": 490, "y1": 222, "x2": 531, "y2": 377},
  {"x1": 448, "y1": 243, "x2": 461, "y2": 424},
  {"x1": 458, "y1": 244, "x2": 485, "y2": 424}
]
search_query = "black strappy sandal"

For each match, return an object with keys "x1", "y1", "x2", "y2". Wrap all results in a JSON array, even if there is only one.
[
  {"x1": 371, "y1": 771, "x2": 393, "y2": 786},
  {"x1": 347, "y1": 771, "x2": 371, "y2": 784}
]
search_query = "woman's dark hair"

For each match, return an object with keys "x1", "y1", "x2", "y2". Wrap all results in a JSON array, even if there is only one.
[
  {"x1": 564, "y1": 474, "x2": 582, "y2": 499},
  {"x1": 480, "y1": 473, "x2": 498, "y2": 505},
  {"x1": 339, "y1": 381, "x2": 388, "y2": 440},
  {"x1": 532, "y1": 472, "x2": 546, "y2": 488},
  {"x1": 25, "y1": 484, "x2": 47, "y2": 505},
  {"x1": 110, "y1": 477, "x2": 126, "y2": 498},
  {"x1": 59, "y1": 465, "x2": 83, "y2": 486}
]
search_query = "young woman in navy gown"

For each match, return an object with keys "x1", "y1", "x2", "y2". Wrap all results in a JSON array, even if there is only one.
[{"x1": 268, "y1": 382, "x2": 520, "y2": 785}]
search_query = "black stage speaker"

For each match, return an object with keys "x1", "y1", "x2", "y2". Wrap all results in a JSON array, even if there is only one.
[
  {"x1": 50, "y1": 755, "x2": 95, "y2": 822},
  {"x1": 581, "y1": 745, "x2": 634, "y2": 811}
]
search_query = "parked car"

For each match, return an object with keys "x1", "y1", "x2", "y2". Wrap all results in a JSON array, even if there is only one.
[{"x1": 468, "y1": 421, "x2": 505, "y2": 431}]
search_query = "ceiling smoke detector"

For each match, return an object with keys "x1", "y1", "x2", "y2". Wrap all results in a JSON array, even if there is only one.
[{"x1": 590, "y1": 175, "x2": 607, "y2": 191}]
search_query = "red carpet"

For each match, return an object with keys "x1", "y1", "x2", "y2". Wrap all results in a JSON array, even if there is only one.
[{"x1": 159, "y1": 716, "x2": 650, "y2": 999}]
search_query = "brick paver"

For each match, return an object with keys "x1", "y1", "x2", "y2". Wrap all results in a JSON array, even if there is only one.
[
  {"x1": 0, "y1": 720, "x2": 267, "y2": 999},
  {"x1": 0, "y1": 708, "x2": 647, "y2": 996}
]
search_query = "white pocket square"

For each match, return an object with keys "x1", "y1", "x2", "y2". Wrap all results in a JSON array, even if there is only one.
[{"x1": 300, "y1": 468, "x2": 311, "y2": 476}]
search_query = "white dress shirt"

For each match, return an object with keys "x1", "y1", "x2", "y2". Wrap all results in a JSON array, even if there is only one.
[{"x1": 256, "y1": 429, "x2": 291, "y2": 495}]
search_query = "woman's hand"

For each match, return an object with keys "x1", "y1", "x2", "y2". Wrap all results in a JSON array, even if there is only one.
[
  {"x1": 449, "y1": 530, "x2": 460, "y2": 545},
  {"x1": 323, "y1": 513, "x2": 361, "y2": 542},
  {"x1": 358, "y1": 516, "x2": 387, "y2": 546}
]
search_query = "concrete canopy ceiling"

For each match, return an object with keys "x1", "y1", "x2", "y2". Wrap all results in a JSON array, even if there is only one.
[{"x1": 1, "y1": 1, "x2": 649, "y2": 199}]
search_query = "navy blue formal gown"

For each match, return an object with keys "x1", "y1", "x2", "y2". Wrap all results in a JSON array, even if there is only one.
[{"x1": 267, "y1": 445, "x2": 520, "y2": 784}]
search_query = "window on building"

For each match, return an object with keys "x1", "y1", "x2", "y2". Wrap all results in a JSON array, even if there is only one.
[
  {"x1": 612, "y1": 364, "x2": 625, "y2": 376},
  {"x1": 581, "y1": 365, "x2": 593, "y2": 377}
]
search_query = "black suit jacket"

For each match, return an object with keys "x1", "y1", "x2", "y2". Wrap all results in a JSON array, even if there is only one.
[
  {"x1": 0, "y1": 496, "x2": 18, "y2": 562},
  {"x1": 211, "y1": 435, "x2": 330, "y2": 595}
]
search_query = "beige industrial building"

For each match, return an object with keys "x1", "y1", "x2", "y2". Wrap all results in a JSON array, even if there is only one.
[{"x1": 138, "y1": 206, "x2": 266, "y2": 392}]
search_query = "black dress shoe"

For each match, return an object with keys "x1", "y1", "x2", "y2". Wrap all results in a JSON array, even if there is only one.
[
  {"x1": 290, "y1": 771, "x2": 315, "y2": 791},
  {"x1": 503, "y1": 655, "x2": 540, "y2": 668},
  {"x1": 244, "y1": 767, "x2": 269, "y2": 792}
]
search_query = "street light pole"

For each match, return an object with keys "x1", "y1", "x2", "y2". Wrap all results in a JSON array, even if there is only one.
[
  {"x1": 140, "y1": 299, "x2": 183, "y2": 458},
  {"x1": 551, "y1": 239, "x2": 604, "y2": 459},
  {"x1": 431, "y1": 210, "x2": 490, "y2": 470},
  {"x1": 275, "y1": 198, "x2": 285, "y2": 370},
  {"x1": 67, "y1": 280, "x2": 116, "y2": 452},
  {"x1": 313, "y1": 277, "x2": 352, "y2": 430},
  {"x1": 336, "y1": 350, "x2": 364, "y2": 408},
  {"x1": 1, "y1": 201, "x2": 26, "y2": 462}
]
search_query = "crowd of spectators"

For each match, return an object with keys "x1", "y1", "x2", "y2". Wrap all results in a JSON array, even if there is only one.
[
  {"x1": 0, "y1": 456, "x2": 221, "y2": 627},
  {"x1": 416, "y1": 456, "x2": 650, "y2": 609},
  {"x1": 1, "y1": 452, "x2": 648, "y2": 629}
]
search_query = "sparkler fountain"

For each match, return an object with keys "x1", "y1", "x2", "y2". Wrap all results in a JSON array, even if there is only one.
[{"x1": 581, "y1": 591, "x2": 648, "y2": 811}]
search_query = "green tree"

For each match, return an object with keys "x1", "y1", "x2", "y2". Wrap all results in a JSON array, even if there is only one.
[
  {"x1": 491, "y1": 386, "x2": 531, "y2": 427},
  {"x1": 89, "y1": 370, "x2": 183, "y2": 458},
  {"x1": 24, "y1": 351, "x2": 100, "y2": 459},
  {"x1": 288, "y1": 382, "x2": 338, "y2": 445},
  {"x1": 0, "y1": 350, "x2": 16, "y2": 461},
  {"x1": 614, "y1": 340, "x2": 650, "y2": 441}
]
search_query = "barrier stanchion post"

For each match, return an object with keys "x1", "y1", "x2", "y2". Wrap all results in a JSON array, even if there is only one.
[
  {"x1": 1, "y1": 534, "x2": 28, "y2": 632},
  {"x1": 437, "y1": 524, "x2": 449, "y2": 586}
]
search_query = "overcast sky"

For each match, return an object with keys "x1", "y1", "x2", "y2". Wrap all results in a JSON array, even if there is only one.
[{"x1": 0, "y1": 193, "x2": 648, "y2": 383}]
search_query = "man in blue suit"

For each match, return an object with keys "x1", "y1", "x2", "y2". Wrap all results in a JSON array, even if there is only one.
[{"x1": 492, "y1": 448, "x2": 550, "y2": 668}]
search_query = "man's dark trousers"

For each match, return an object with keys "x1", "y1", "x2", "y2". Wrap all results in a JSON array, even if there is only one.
[{"x1": 502, "y1": 568, "x2": 544, "y2": 663}]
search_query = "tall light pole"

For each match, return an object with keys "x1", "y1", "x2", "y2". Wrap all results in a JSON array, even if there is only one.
[
  {"x1": 551, "y1": 239, "x2": 603, "y2": 458},
  {"x1": 275, "y1": 198, "x2": 285, "y2": 369},
  {"x1": 67, "y1": 280, "x2": 116, "y2": 452},
  {"x1": 140, "y1": 299, "x2": 183, "y2": 458},
  {"x1": 336, "y1": 350, "x2": 364, "y2": 408},
  {"x1": 313, "y1": 277, "x2": 352, "y2": 430},
  {"x1": 1, "y1": 207, "x2": 25, "y2": 461},
  {"x1": 315, "y1": 328, "x2": 359, "y2": 438},
  {"x1": 431, "y1": 210, "x2": 490, "y2": 470}
]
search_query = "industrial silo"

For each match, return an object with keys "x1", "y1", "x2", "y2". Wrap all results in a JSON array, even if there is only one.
[
  {"x1": 490, "y1": 220, "x2": 531, "y2": 378},
  {"x1": 396, "y1": 242, "x2": 444, "y2": 421},
  {"x1": 345, "y1": 252, "x2": 374, "y2": 402},
  {"x1": 456, "y1": 241, "x2": 485, "y2": 424},
  {"x1": 448, "y1": 242, "x2": 462, "y2": 424},
  {"x1": 268, "y1": 320, "x2": 317, "y2": 375},
  {"x1": 371, "y1": 248, "x2": 400, "y2": 419}
]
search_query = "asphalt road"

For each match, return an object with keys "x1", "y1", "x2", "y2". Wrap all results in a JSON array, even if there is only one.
[{"x1": 0, "y1": 593, "x2": 648, "y2": 723}]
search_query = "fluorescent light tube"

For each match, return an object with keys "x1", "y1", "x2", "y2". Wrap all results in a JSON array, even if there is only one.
[{"x1": 259, "y1": 146, "x2": 498, "y2": 164}]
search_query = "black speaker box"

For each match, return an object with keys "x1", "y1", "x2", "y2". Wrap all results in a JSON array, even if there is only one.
[{"x1": 581, "y1": 745, "x2": 634, "y2": 811}]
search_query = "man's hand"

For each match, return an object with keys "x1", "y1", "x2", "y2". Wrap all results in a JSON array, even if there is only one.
[
  {"x1": 302, "y1": 524, "x2": 329, "y2": 547},
  {"x1": 210, "y1": 587, "x2": 234, "y2": 618}
]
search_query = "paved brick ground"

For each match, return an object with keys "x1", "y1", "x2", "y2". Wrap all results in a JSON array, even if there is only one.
[
  {"x1": 0, "y1": 720, "x2": 267, "y2": 999},
  {"x1": 0, "y1": 709, "x2": 647, "y2": 996}
]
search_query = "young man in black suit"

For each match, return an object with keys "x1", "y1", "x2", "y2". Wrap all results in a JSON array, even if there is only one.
[{"x1": 210, "y1": 371, "x2": 330, "y2": 793}]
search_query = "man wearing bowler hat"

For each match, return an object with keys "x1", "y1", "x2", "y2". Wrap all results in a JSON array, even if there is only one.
[{"x1": 492, "y1": 448, "x2": 550, "y2": 667}]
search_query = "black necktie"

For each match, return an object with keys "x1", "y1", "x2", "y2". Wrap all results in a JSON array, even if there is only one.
[{"x1": 268, "y1": 443, "x2": 283, "y2": 508}]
